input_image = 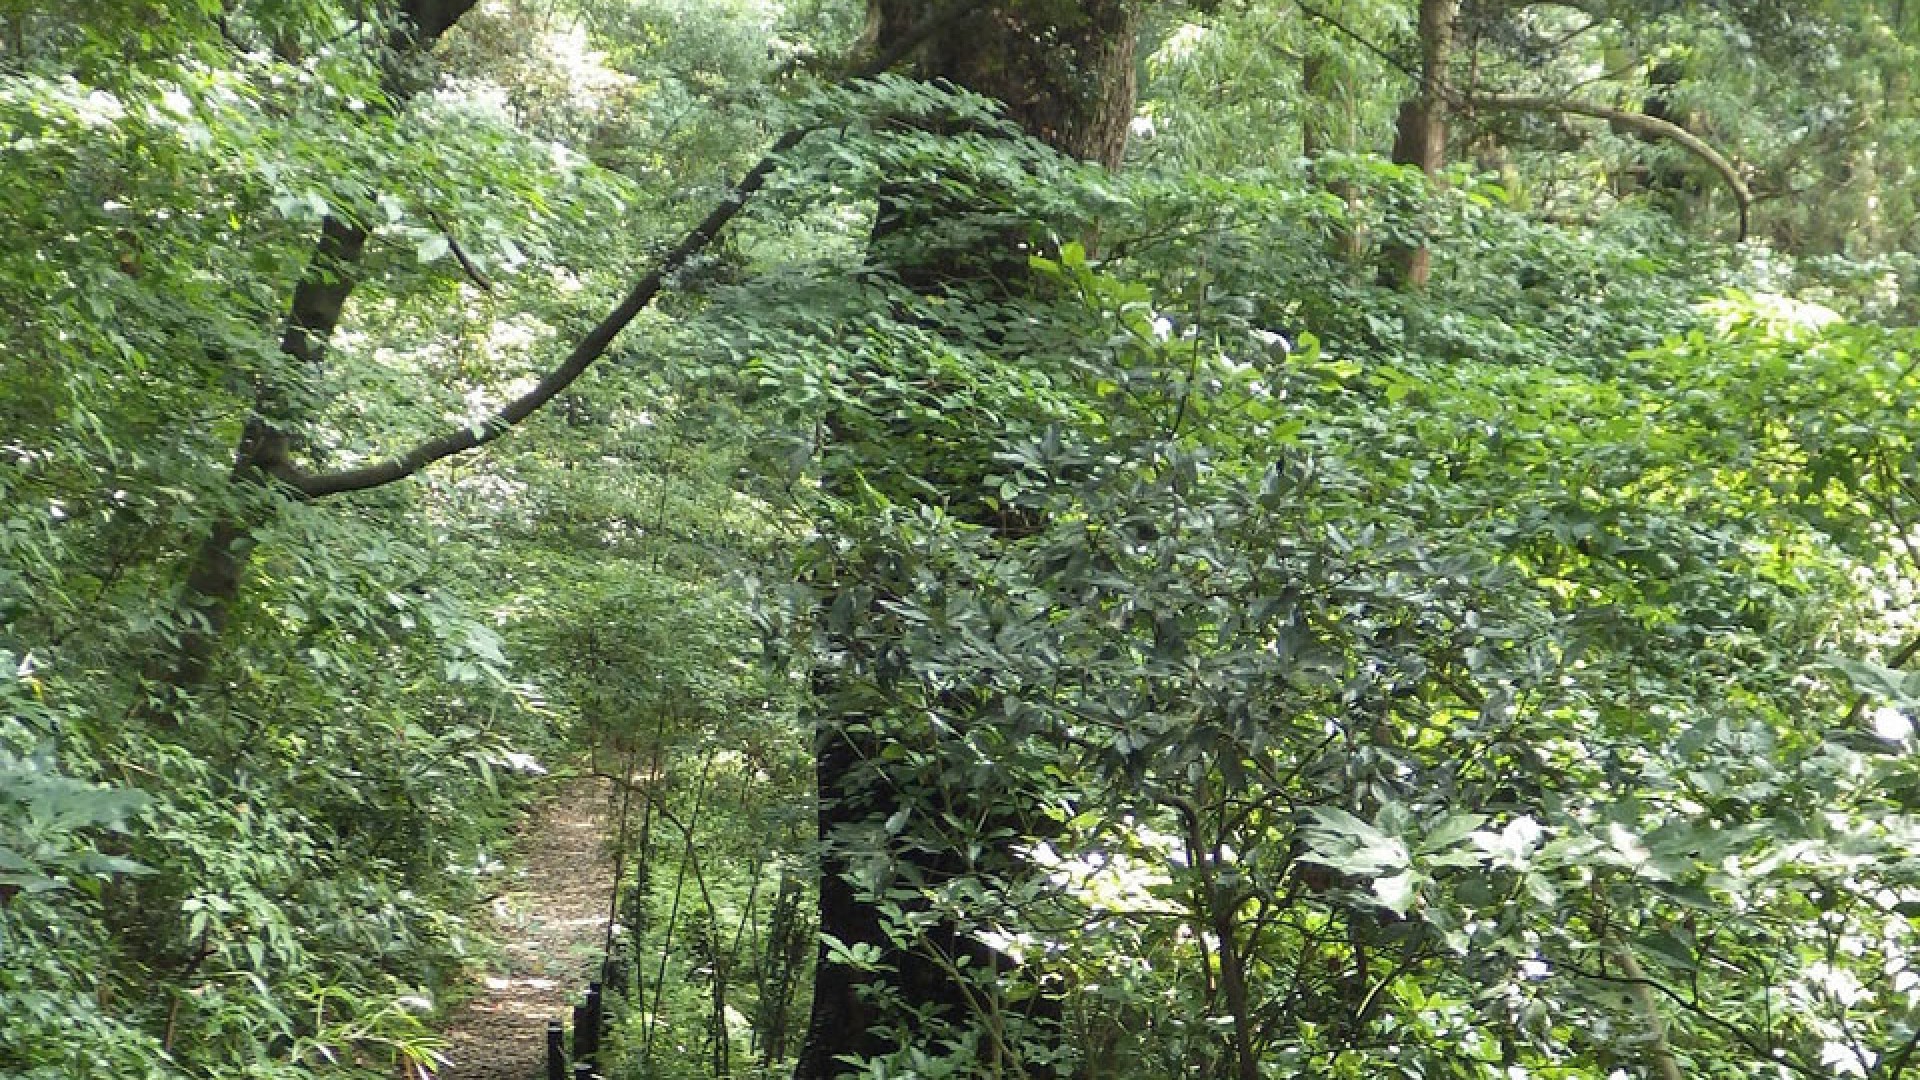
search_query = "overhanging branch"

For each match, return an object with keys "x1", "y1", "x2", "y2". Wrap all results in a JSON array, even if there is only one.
[
  {"x1": 1557, "y1": 955, "x2": 1823, "y2": 1080},
  {"x1": 294, "y1": 126, "x2": 810, "y2": 498},
  {"x1": 294, "y1": 0, "x2": 989, "y2": 500},
  {"x1": 1467, "y1": 92, "x2": 1751, "y2": 241},
  {"x1": 1293, "y1": 0, "x2": 1419, "y2": 81}
]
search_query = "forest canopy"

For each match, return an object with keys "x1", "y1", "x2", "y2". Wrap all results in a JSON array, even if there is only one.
[{"x1": 5, "y1": 1, "x2": 1920, "y2": 1079}]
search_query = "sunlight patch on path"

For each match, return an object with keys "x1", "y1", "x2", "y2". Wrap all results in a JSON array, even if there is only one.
[{"x1": 433, "y1": 774, "x2": 615, "y2": 1080}]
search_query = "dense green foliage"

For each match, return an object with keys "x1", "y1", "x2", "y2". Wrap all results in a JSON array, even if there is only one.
[{"x1": 6, "y1": 1, "x2": 1920, "y2": 1079}]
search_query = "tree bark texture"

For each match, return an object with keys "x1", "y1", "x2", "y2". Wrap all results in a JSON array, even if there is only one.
[
  {"x1": 1382, "y1": 0, "x2": 1456, "y2": 290},
  {"x1": 867, "y1": 0, "x2": 1136, "y2": 170}
]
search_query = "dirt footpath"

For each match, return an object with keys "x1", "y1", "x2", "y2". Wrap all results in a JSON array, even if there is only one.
[{"x1": 434, "y1": 774, "x2": 615, "y2": 1080}]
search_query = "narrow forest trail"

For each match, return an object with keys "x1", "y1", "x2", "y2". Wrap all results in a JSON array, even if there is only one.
[{"x1": 434, "y1": 774, "x2": 616, "y2": 1080}]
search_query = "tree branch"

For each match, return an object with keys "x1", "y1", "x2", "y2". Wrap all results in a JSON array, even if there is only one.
[
  {"x1": 1465, "y1": 92, "x2": 1751, "y2": 241},
  {"x1": 1840, "y1": 625, "x2": 1920, "y2": 728},
  {"x1": 293, "y1": 126, "x2": 810, "y2": 497},
  {"x1": 1557, "y1": 955, "x2": 1824, "y2": 1080},
  {"x1": 427, "y1": 208, "x2": 494, "y2": 293},
  {"x1": 1294, "y1": 0, "x2": 1419, "y2": 81},
  {"x1": 293, "y1": 0, "x2": 991, "y2": 499},
  {"x1": 148, "y1": 0, "x2": 476, "y2": 706},
  {"x1": 1886, "y1": 1017, "x2": 1920, "y2": 1080}
]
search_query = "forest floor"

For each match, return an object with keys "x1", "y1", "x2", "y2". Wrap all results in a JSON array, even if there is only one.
[{"x1": 434, "y1": 773, "x2": 615, "y2": 1080}]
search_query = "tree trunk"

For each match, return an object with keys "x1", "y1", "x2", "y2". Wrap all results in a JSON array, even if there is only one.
[
  {"x1": 797, "y1": 692, "x2": 1029, "y2": 1078},
  {"x1": 1381, "y1": 0, "x2": 1456, "y2": 290},
  {"x1": 865, "y1": 0, "x2": 1136, "y2": 170},
  {"x1": 1609, "y1": 942, "x2": 1686, "y2": 1080},
  {"x1": 796, "y1": 4, "x2": 1139, "y2": 1077},
  {"x1": 151, "y1": 0, "x2": 474, "y2": 710},
  {"x1": 863, "y1": 0, "x2": 1137, "y2": 285}
]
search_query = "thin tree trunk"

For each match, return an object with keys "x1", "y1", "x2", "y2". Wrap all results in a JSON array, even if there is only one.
[
  {"x1": 151, "y1": 2, "x2": 473, "y2": 711},
  {"x1": 1184, "y1": 798, "x2": 1257, "y2": 1080},
  {"x1": 1609, "y1": 942, "x2": 1686, "y2": 1080},
  {"x1": 1302, "y1": 41, "x2": 1362, "y2": 263}
]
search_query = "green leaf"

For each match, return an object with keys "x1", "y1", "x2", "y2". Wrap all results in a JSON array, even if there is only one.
[
  {"x1": 1371, "y1": 870, "x2": 1420, "y2": 917},
  {"x1": 1418, "y1": 813, "x2": 1488, "y2": 853}
]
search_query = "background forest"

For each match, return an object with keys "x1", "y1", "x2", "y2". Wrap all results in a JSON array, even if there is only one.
[{"x1": 6, "y1": 1, "x2": 1920, "y2": 1079}]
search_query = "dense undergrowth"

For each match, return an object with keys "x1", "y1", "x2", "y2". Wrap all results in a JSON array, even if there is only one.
[{"x1": 8, "y1": 3, "x2": 1920, "y2": 1080}]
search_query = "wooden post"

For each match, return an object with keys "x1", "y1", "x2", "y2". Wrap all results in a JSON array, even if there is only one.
[
  {"x1": 546, "y1": 1020, "x2": 566, "y2": 1080},
  {"x1": 583, "y1": 980, "x2": 603, "y2": 1065},
  {"x1": 572, "y1": 1002, "x2": 592, "y2": 1066}
]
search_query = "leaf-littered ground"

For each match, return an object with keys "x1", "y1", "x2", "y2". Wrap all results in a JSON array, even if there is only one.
[{"x1": 434, "y1": 773, "x2": 615, "y2": 1080}]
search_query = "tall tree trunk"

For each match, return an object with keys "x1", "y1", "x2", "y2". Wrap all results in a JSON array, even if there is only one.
[
  {"x1": 1381, "y1": 0, "x2": 1456, "y2": 290},
  {"x1": 865, "y1": 0, "x2": 1136, "y2": 169},
  {"x1": 151, "y1": 0, "x2": 475, "y2": 711},
  {"x1": 796, "y1": 4, "x2": 1139, "y2": 1077}
]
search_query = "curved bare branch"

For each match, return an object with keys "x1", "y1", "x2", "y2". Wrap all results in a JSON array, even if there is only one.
[
  {"x1": 1467, "y1": 92, "x2": 1751, "y2": 241},
  {"x1": 293, "y1": 127, "x2": 809, "y2": 497},
  {"x1": 295, "y1": 0, "x2": 990, "y2": 499}
]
